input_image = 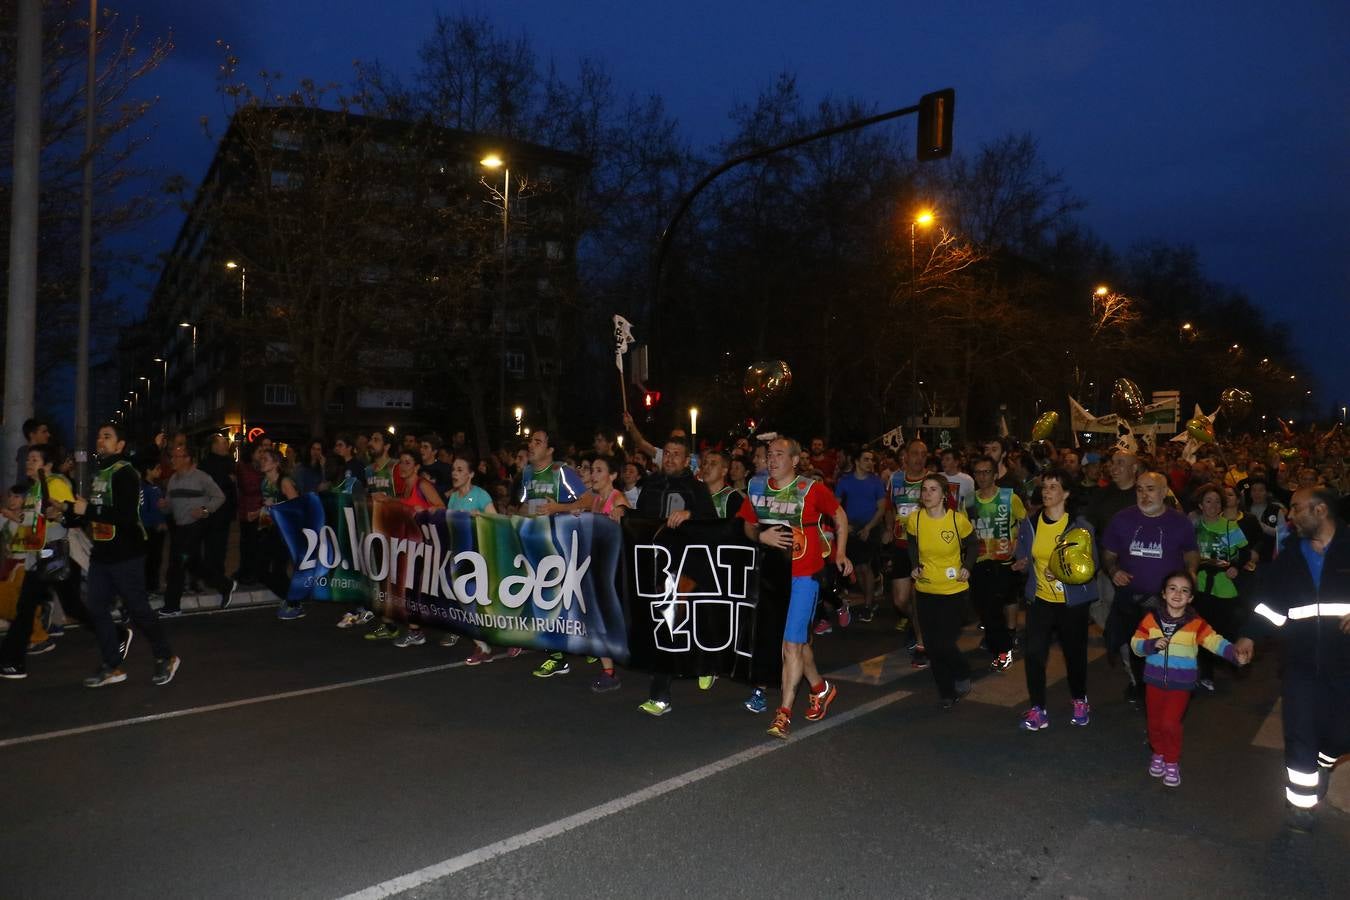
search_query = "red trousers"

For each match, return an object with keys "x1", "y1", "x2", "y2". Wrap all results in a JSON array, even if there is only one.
[{"x1": 1146, "y1": 685, "x2": 1191, "y2": 763}]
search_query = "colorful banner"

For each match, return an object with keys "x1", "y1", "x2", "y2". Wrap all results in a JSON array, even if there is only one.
[{"x1": 271, "y1": 484, "x2": 787, "y2": 682}]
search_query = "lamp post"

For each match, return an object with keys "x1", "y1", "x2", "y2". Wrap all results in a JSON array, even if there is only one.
[
  {"x1": 910, "y1": 209, "x2": 935, "y2": 425},
  {"x1": 225, "y1": 261, "x2": 247, "y2": 435},
  {"x1": 179, "y1": 321, "x2": 196, "y2": 424},
  {"x1": 152, "y1": 356, "x2": 168, "y2": 426},
  {"x1": 481, "y1": 153, "x2": 510, "y2": 440}
]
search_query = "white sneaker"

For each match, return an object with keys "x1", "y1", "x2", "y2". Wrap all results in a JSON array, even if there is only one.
[
  {"x1": 393, "y1": 630, "x2": 426, "y2": 648},
  {"x1": 336, "y1": 612, "x2": 359, "y2": 629},
  {"x1": 354, "y1": 609, "x2": 375, "y2": 626}
]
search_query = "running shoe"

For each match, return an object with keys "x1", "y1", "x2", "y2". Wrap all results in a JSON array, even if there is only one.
[
  {"x1": 26, "y1": 638, "x2": 56, "y2": 655},
  {"x1": 813, "y1": 619, "x2": 833, "y2": 636},
  {"x1": 1162, "y1": 763, "x2": 1181, "y2": 787},
  {"x1": 991, "y1": 651, "x2": 1013, "y2": 671},
  {"x1": 336, "y1": 611, "x2": 361, "y2": 629},
  {"x1": 0, "y1": 665, "x2": 26, "y2": 680},
  {"x1": 585, "y1": 656, "x2": 600, "y2": 664},
  {"x1": 744, "y1": 687, "x2": 768, "y2": 713},
  {"x1": 1071, "y1": 698, "x2": 1091, "y2": 727},
  {"x1": 856, "y1": 604, "x2": 876, "y2": 624},
  {"x1": 464, "y1": 647, "x2": 493, "y2": 666},
  {"x1": 697, "y1": 675, "x2": 717, "y2": 690},
  {"x1": 277, "y1": 603, "x2": 306, "y2": 620},
  {"x1": 365, "y1": 623, "x2": 398, "y2": 641},
  {"x1": 1197, "y1": 678, "x2": 1215, "y2": 692},
  {"x1": 638, "y1": 699, "x2": 671, "y2": 717},
  {"x1": 804, "y1": 681, "x2": 837, "y2": 721},
  {"x1": 766, "y1": 710, "x2": 792, "y2": 739},
  {"x1": 157, "y1": 608, "x2": 182, "y2": 618},
  {"x1": 895, "y1": 615, "x2": 910, "y2": 632},
  {"x1": 1149, "y1": 753, "x2": 1166, "y2": 778},
  {"x1": 533, "y1": 655, "x2": 570, "y2": 678},
  {"x1": 1020, "y1": 705, "x2": 1049, "y2": 731},
  {"x1": 837, "y1": 605, "x2": 852, "y2": 629},
  {"x1": 393, "y1": 630, "x2": 426, "y2": 648},
  {"x1": 591, "y1": 672, "x2": 621, "y2": 693},
  {"x1": 504, "y1": 647, "x2": 523, "y2": 659},
  {"x1": 221, "y1": 579, "x2": 238, "y2": 610},
  {"x1": 152, "y1": 656, "x2": 181, "y2": 686},
  {"x1": 439, "y1": 633, "x2": 460, "y2": 647},
  {"x1": 84, "y1": 665, "x2": 127, "y2": 688},
  {"x1": 910, "y1": 647, "x2": 930, "y2": 670},
  {"x1": 118, "y1": 626, "x2": 133, "y2": 663},
  {"x1": 47, "y1": 623, "x2": 65, "y2": 638}
]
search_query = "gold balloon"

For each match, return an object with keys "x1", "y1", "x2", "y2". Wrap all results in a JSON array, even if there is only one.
[
  {"x1": 1049, "y1": 527, "x2": 1096, "y2": 585},
  {"x1": 1219, "y1": 388, "x2": 1252, "y2": 423},
  {"x1": 742, "y1": 360, "x2": 793, "y2": 412},
  {"x1": 1279, "y1": 446, "x2": 1300, "y2": 462},
  {"x1": 1185, "y1": 416, "x2": 1215, "y2": 444},
  {"x1": 1031, "y1": 411, "x2": 1059, "y2": 442},
  {"x1": 1110, "y1": 378, "x2": 1146, "y2": 423}
]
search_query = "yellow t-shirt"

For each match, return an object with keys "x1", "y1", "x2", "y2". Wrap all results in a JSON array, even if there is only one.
[
  {"x1": 1031, "y1": 513, "x2": 1070, "y2": 603},
  {"x1": 905, "y1": 508, "x2": 973, "y2": 596}
]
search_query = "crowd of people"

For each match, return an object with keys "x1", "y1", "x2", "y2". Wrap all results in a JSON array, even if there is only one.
[{"x1": 1, "y1": 411, "x2": 1346, "y2": 832}]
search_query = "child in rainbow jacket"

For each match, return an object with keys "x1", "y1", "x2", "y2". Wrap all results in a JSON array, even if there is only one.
[{"x1": 1131, "y1": 569, "x2": 1247, "y2": 787}]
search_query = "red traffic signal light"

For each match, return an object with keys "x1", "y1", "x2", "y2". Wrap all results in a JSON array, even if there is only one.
[{"x1": 643, "y1": 390, "x2": 662, "y2": 409}]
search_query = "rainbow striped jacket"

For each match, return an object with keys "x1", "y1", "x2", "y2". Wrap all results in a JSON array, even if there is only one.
[{"x1": 1131, "y1": 609, "x2": 1237, "y2": 691}]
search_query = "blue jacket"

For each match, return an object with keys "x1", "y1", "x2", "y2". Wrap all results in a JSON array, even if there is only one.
[{"x1": 1013, "y1": 512, "x2": 1100, "y2": 606}]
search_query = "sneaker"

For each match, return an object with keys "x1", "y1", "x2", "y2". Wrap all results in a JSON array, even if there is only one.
[
  {"x1": 439, "y1": 633, "x2": 461, "y2": 648},
  {"x1": 1020, "y1": 706, "x2": 1049, "y2": 731},
  {"x1": 638, "y1": 699, "x2": 671, "y2": 717},
  {"x1": 744, "y1": 687, "x2": 768, "y2": 713},
  {"x1": 504, "y1": 647, "x2": 523, "y2": 658},
  {"x1": 1285, "y1": 805, "x2": 1316, "y2": 834},
  {"x1": 812, "y1": 618, "x2": 832, "y2": 636},
  {"x1": 365, "y1": 623, "x2": 399, "y2": 641},
  {"x1": 1149, "y1": 753, "x2": 1166, "y2": 778},
  {"x1": 84, "y1": 665, "x2": 127, "y2": 688},
  {"x1": 585, "y1": 656, "x2": 600, "y2": 664},
  {"x1": 221, "y1": 579, "x2": 238, "y2": 610},
  {"x1": 992, "y1": 651, "x2": 1013, "y2": 671},
  {"x1": 0, "y1": 665, "x2": 27, "y2": 680},
  {"x1": 804, "y1": 680, "x2": 837, "y2": 721},
  {"x1": 1197, "y1": 678, "x2": 1215, "y2": 692},
  {"x1": 767, "y1": 710, "x2": 792, "y2": 739},
  {"x1": 118, "y1": 626, "x2": 133, "y2": 663},
  {"x1": 697, "y1": 675, "x2": 717, "y2": 691},
  {"x1": 532, "y1": 655, "x2": 570, "y2": 678},
  {"x1": 1124, "y1": 683, "x2": 1143, "y2": 706},
  {"x1": 46, "y1": 623, "x2": 65, "y2": 638},
  {"x1": 336, "y1": 612, "x2": 361, "y2": 629},
  {"x1": 464, "y1": 647, "x2": 493, "y2": 666},
  {"x1": 856, "y1": 604, "x2": 876, "y2": 623},
  {"x1": 157, "y1": 608, "x2": 182, "y2": 618},
  {"x1": 393, "y1": 630, "x2": 426, "y2": 648},
  {"x1": 1071, "y1": 698, "x2": 1091, "y2": 726},
  {"x1": 277, "y1": 602, "x2": 306, "y2": 620},
  {"x1": 895, "y1": 615, "x2": 910, "y2": 632},
  {"x1": 910, "y1": 648, "x2": 930, "y2": 670},
  {"x1": 26, "y1": 638, "x2": 56, "y2": 655},
  {"x1": 837, "y1": 605, "x2": 852, "y2": 628},
  {"x1": 1162, "y1": 763, "x2": 1181, "y2": 787},
  {"x1": 152, "y1": 656, "x2": 181, "y2": 686},
  {"x1": 591, "y1": 672, "x2": 621, "y2": 693}
]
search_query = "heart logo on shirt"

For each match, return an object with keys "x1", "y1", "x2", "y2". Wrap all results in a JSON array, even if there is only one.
[{"x1": 941, "y1": 529, "x2": 956, "y2": 543}]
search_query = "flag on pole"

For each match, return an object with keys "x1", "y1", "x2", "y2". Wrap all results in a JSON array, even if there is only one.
[{"x1": 613, "y1": 315, "x2": 635, "y2": 372}]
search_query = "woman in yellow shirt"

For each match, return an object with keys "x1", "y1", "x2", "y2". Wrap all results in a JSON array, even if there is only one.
[{"x1": 905, "y1": 473, "x2": 977, "y2": 708}]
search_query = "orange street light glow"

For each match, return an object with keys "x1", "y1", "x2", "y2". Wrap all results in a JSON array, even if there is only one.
[
  {"x1": 480, "y1": 154, "x2": 504, "y2": 168},
  {"x1": 1095, "y1": 285, "x2": 1109, "y2": 296},
  {"x1": 914, "y1": 210, "x2": 935, "y2": 227}
]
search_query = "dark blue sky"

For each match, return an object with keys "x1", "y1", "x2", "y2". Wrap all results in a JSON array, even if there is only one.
[{"x1": 124, "y1": 0, "x2": 1350, "y2": 413}]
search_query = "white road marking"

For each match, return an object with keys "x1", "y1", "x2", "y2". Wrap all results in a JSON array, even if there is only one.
[
  {"x1": 336, "y1": 688, "x2": 913, "y2": 900},
  {"x1": 0, "y1": 661, "x2": 467, "y2": 749}
]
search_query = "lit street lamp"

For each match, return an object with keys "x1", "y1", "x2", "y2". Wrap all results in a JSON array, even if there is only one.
[
  {"x1": 180, "y1": 322, "x2": 197, "y2": 423},
  {"x1": 910, "y1": 209, "x2": 935, "y2": 425},
  {"x1": 226, "y1": 260, "x2": 248, "y2": 434},
  {"x1": 482, "y1": 153, "x2": 511, "y2": 439}
]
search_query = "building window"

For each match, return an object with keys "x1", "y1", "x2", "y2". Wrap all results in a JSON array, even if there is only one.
[
  {"x1": 272, "y1": 129, "x2": 303, "y2": 151},
  {"x1": 215, "y1": 387, "x2": 225, "y2": 410},
  {"x1": 264, "y1": 384, "x2": 297, "y2": 406},
  {"x1": 356, "y1": 388, "x2": 413, "y2": 409},
  {"x1": 505, "y1": 351, "x2": 525, "y2": 376},
  {"x1": 544, "y1": 240, "x2": 563, "y2": 261},
  {"x1": 271, "y1": 169, "x2": 303, "y2": 191}
]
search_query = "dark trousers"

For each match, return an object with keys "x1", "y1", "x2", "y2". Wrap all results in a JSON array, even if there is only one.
[
  {"x1": 164, "y1": 520, "x2": 232, "y2": 611},
  {"x1": 915, "y1": 590, "x2": 971, "y2": 700},
  {"x1": 971, "y1": 561, "x2": 1016, "y2": 653},
  {"x1": 0, "y1": 571, "x2": 49, "y2": 666},
  {"x1": 649, "y1": 673, "x2": 673, "y2": 703},
  {"x1": 1105, "y1": 586, "x2": 1148, "y2": 687},
  {"x1": 236, "y1": 520, "x2": 260, "y2": 582},
  {"x1": 145, "y1": 528, "x2": 165, "y2": 591},
  {"x1": 1024, "y1": 598, "x2": 1090, "y2": 708},
  {"x1": 203, "y1": 508, "x2": 232, "y2": 578},
  {"x1": 1282, "y1": 675, "x2": 1350, "y2": 808},
  {"x1": 88, "y1": 556, "x2": 172, "y2": 668},
  {"x1": 259, "y1": 528, "x2": 293, "y2": 602},
  {"x1": 1193, "y1": 592, "x2": 1244, "y2": 681}
]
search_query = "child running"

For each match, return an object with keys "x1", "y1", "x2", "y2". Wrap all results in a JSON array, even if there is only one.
[{"x1": 1130, "y1": 570, "x2": 1246, "y2": 787}]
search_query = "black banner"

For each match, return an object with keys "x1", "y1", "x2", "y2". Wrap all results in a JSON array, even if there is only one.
[{"x1": 622, "y1": 517, "x2": 789, "y2": 685}]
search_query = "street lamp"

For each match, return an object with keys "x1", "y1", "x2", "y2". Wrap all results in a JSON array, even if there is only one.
[
  {"x1": 910, "y1": 209, "x2": 935, "y2": 424},
  {"x1": 481, "y1": 153, "x2": 511, "y2": 440},
  {"x1": 179, "y1": 322, "x2": 197, "y2": 423},
  {"x1": 152, "y1": 356, "x2": 168, "y2": 426},
  {"x1": 225, "y1": 261, "x2": 248, "y2": 434}
]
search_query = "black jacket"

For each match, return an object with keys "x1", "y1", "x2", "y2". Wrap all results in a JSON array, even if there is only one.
[
  {"x1": 635, "y1": 469, "x2": 716, "y2": 521},
  {"x1": 1245, "y1": 526, "x2": 1350, "y2": 679}
]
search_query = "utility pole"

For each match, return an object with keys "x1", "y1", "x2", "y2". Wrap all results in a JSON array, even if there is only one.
[
  {"x1": 3, "y1": 0, "x2": 42, "y2": 487},
  {"x1": 75, "y1": 0, "x2": 98, "y2": 492}
]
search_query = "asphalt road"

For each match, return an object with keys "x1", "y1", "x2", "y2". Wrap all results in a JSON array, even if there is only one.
[{"x1": 1, "y1": 602, "x2": 1346, "y2": 900}]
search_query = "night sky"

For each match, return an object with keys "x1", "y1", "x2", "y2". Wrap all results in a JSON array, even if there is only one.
[{"x1": 124, "y1": 1, "x2": 1350, "y2": 412}]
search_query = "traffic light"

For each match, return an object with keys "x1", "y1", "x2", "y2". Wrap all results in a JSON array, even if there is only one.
[
  {"x1": 643, "y1": 389, "x2": 662, "y2": 410},
  {"x1": 917, "y1": 88, "x2": 955, "y2": 161}
]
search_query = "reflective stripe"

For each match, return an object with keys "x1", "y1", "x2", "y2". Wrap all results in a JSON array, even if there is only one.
[
  {"x1": 1287, "y1": 602, "x2": 1350, "y2": 619},
  {"x1": 1286, "y1": 787, "x2": 1319, "y2": 809},
  {"x1": 1287, "y1": 767, "x2": 1320, "y2": 788},
  {"x1": 1253, "y1": 603, "x2": 1287, "y2": 627},
  {"x1": 1318, "y1": 752, "x2": 1338, "y2": 767}
]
